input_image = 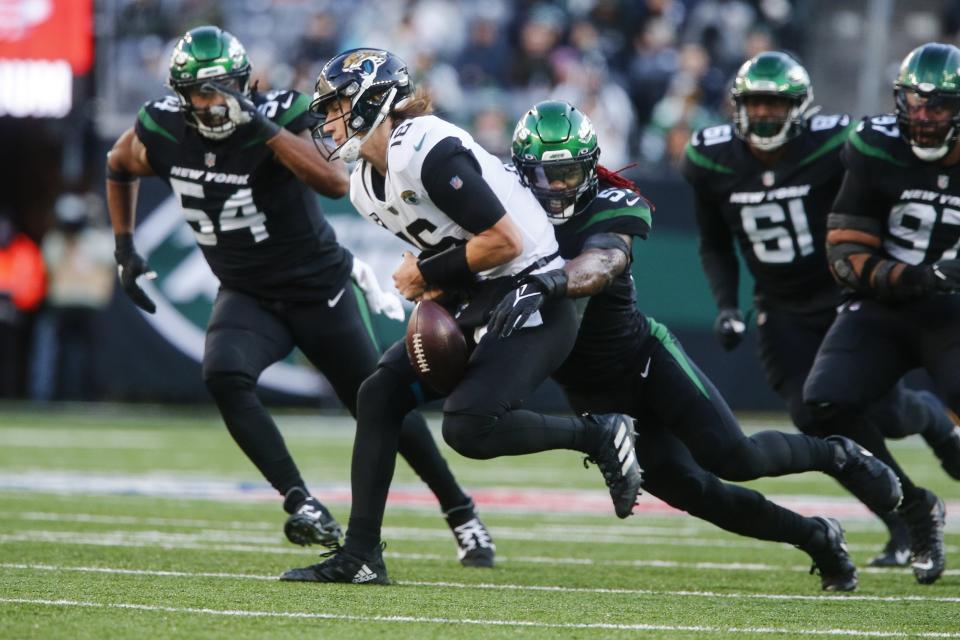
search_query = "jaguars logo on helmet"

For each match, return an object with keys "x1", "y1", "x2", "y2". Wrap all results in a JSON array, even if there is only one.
[
  {"x1": 511, "y1": 100, "x2": 600, "y2": 223},
  {"x1": 310, "y1": 48, "x2": 411, "y2": 162},
  {"x1": 731, "y1": 51, "x2": 813, "y2": 151},
  {"x1": 167, "y1": 26, "x2": 251, "y2": 140},
  {"x1": 894, "y1": 42, "x2": 960, "y2": 161}
]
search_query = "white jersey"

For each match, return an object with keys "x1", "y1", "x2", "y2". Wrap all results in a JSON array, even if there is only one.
[{"x1": 349, "y1": 115, "x2": 562, "y2": 281}]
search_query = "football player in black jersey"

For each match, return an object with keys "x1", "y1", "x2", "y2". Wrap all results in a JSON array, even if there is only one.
[
  {"x1": 105, "y1": 27, "x2": 495, "y2": 568},
  {"x1": 483, "y1": 100, "x2": 906, "y2": 591},
  {"x1": 279, "y1": 49, "x2": 643, "y2": 585},
  {"x1": 805, "y1": 42, "x2": 960, "y2": 585},
  {"x1": 683, "y1": 51, "x2": 960, "y2": 569}
]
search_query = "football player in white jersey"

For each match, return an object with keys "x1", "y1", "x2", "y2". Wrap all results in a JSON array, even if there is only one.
[{"x1": 279, "y1": 48, "x2": 644, "y2": 585}]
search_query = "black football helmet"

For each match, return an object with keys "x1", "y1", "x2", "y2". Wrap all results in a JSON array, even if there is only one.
[{"x1": 310, "y1": 48, "x2": 412, "y2": 161}]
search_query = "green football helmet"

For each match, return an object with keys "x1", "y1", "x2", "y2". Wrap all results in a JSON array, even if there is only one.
[
  {"x1": 731, "y1": 51, "x2": 813, "y2": 151},
  {"x1": 894, "y1": 42, "x2": 960, "y2": 161},
  {"x1": 168, "y1": 26, "x2": 251, "y2": 140},
  {"x1": 511, "y1": 100, "x2": 599, "y2": 223}
]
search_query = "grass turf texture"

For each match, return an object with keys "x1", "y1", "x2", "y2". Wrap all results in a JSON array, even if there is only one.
[{"x1": 1, "y1": 406, "x2": 958, "y2": 639}]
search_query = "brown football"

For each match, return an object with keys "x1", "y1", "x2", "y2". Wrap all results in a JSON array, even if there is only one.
[{"x1": 405, "y1": 299, "x2": 468, "y2": 395}]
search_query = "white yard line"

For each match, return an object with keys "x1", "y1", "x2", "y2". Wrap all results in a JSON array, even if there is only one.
[
  {"x1": 1, "y1": 530, "x2": 958, "y2": 577},
  {"x1": 4, "y1": 562, "x2": 960, "y2": 604},
  {"x1": 0, "y1": 597, "x2": 956, "y2": 637},
  {"x1": 1, "y1": 517, "x2": 956, "y2": 553}
]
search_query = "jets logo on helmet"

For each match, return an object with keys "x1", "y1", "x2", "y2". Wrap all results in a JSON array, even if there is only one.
[
  {"x1": 894, "y1": 42, "x2": 960, "y2": 162},
  {"x1": 511, "y1": 100, "x2": 600, "y2": 224},
  {"x1": 309, "y1": 48, "x2": 412, "y2": 162},
  {"x1": 167, "y1": 26, "x2": 251, "y2": 140},
  {"x1": 731, "y1": 51, "x2": 814, "y2": 152}
]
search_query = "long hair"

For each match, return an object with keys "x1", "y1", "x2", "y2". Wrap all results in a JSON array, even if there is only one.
[{"x1": 392, "y1": 86, "x2": 434, "y2": 124}]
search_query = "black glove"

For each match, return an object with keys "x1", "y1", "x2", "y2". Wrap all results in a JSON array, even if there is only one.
[
  {"x1": 931, "y1": 258, "x2": 960, "y2": 293},
  {"x1": 486, "y1": 269, "x2": 567, "y2": 338},
  {"x1": 202, "y1": 82, "x2": 281, "y2": 140},
  {"x1": 114, "y1": 232, "x2": 157, "y2": 313},
  {"x1": 713, "y1": 308, "x2": 745, "y2": 351}
]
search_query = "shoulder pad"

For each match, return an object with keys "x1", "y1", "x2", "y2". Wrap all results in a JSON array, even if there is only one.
[
  {"x1": 807, "y1": 113, "x2": 852, "y2": 134},
  {"x1": 388, "y1": 116, "x2": 464, "y2": 176},
  {"x1": 844, "y1": 114, "x2": 911, "y2": 168},
  {"x1": 684, "y1": 124, "x2": 736, "y2": 177},
  {"x1": 137, "y1": 96, "x2": 182, "y2": 144},
  {"x1": 577, "y1": 185, "x2": 653, "y2": 237},
  {"x1": 253, "y1": 89, "x2": 312, "y2": 127},
  {"x1": 690, "y1": 124, "x2": 734, "y2": 150}
]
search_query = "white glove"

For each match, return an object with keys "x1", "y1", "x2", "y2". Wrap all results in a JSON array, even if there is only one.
[{"x1": 351, "y1": 257, "x2": 405, "y2": 321}]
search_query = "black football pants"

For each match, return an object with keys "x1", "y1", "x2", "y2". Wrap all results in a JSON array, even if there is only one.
[
  {"x1": 804, "y1": 295, "x2": 960, "y2": 505},
  {"x1": 344, "y1": 297, "x2": 600, "y2": 552},
  {"x1": 202, "y1": 285, "x2": 467, "y2": 511},
  {"x1": 757, "y1": 302, "x2": 953, "y2": 444},
  {"x1": 562, "y1": 320, "x2": 836, "y2": 546}
]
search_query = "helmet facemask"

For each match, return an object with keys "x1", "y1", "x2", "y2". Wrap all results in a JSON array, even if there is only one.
[
  {"x1": 733, "y1": 91, "x2": 812, "y2": 151},
  {"x1": 511, "y1": 100, "x2": 600, "y2": 225},
  {"x1": 311, "y1": 83, "x2": 402, "y2": 162},
  {"x1": 309, "y1": 49, "x2": 412, "y2": 162},
  {"x1": 167, "y1": 26, "x2": 252, "y2": 141},
  {"x1": 895, "y1": 86, "x2": 960, "y2": 161},
  {"x1": 172, "y1": 74, "x2": 249, "y2": 140},
  {"x1": 515, "y1": 152, "x2": 599, "y2": 224}
]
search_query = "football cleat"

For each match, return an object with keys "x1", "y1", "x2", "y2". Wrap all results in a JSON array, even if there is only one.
[
  {"x1": 444, "y1": 500, "x2": 495, "y2": 568},
  {"x1": 279, "y1": 542, "x2": 389, "y2": 584},
  {"x1": 282, "y1": 490, "x2": 342, "y2": 548},
  {"x1": 825, "y1": 436, "x2": 903, "y2": 514},
  {"x1": 899, "y1": 489, "x2": 947, "y2": 585},
  {"x1": 799, "y1": 517, "x2": 858, "y2": 592},
  {"x1": 868, "y1": 512, "x2": 911, "y2": 567},
  {"x1": 933, "y1": 424, "x2": 960, "y2": 481},
  {"x1": 583, "y1": 413, "x2": 644, "y2": 519}
]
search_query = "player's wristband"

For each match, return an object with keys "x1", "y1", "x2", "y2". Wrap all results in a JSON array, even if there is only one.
[
  {"x1": 114, "y1": 232, "x2": 135, "y2": 259},
  {"x1": 106, "y1": 164, "x2": 137, "y2": 183},
  {"x1": 526, "y1": 269, "x2": 568, "y2": 299},
  {"x1": 417, "y1": 244, "x2": 472, "y2": 287}
]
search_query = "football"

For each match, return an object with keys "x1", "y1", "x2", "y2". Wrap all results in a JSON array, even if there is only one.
[{"x1": 405, "y1": 299, "x2": 468, "y2": 395}]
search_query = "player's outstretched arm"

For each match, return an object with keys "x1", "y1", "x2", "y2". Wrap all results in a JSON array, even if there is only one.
[
  {"x1": 267, "y1": 129, "x2": 349, "y2": 198},
  {"x1": 106, "y1": 127, "x2": 158, "y2": 313}
]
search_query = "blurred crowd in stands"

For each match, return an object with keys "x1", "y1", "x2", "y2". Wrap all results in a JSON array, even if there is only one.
[{"x1": 107, "y1": 0, "x2": 809, "y2": 169}]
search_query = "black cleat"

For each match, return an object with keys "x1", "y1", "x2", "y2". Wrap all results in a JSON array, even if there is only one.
[
  {"x1": 279, "y1": 543, "x2": 389, "y2": 584},
  {"x1": 444, "y1": 500, "x2": 495, "y2": 568},
  {"x1": 583, "y1": 413, "x2": 644, "y2": 519},
  {"x1": 826, "y1": 436, "x2": 903, "y2": 514},
  {"x1": 868, "y1": 512, "x2": 911, "y2": 568},
  {"x1": 933, "y1": 424, "x2": 960, "y2": 481},
  {"x1": 899, "y1": 489, "x2": 947, "y2": 585},
  {"x1": 799, "y1": 517, "x2": 858, "y2": 592},
  {"x1": 282, "y1": 491, "x2": 342, "y2": 548}
]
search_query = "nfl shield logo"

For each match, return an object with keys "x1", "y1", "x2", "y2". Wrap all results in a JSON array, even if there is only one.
[
  {"x1": 449, "y1": 175, "x2": 463, "y2": 190},
  {"x1": 204, "y1": 152, "x2": 216, "y2": 168},
  {"x1": 938, "y1": 174, "x2": 949, "y2": 189},
  {"x1": 762, "y1": 171, "x2": 775, "y2": 187}
]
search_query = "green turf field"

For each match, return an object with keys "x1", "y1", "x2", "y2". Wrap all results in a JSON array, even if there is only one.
[{"x1": 1, "y1": 406, "x2": 958, "y2": 639}]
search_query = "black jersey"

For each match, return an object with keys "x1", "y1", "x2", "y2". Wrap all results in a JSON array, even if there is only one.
[
  {"x1": 550, "y1": 181, "x2": 652, "y2": 389},
  {"x1": 834, "y1": 114, "x2": 960, "y2": 266},
  {"x1": 683, "y1": 115, "x2": 856, "y2": 312},
  {"x1": 134, "y1": 89, "x2": 351, "y2": 301}
]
